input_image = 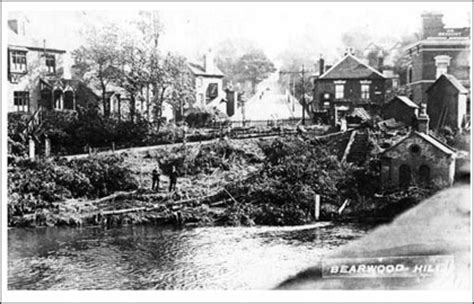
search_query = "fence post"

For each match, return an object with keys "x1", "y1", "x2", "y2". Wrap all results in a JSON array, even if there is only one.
[
  {"x1": 28, "y1": 136, "x2": 35, "y2": 161},
  {"x1": 314, "y1": 194, "x2": 321, "y2": 221},
  {"x1": 112, "y1": 142, "x2": 115, "y2": 153},
  {"x1": 140, "y1": 159, "x2": 143, "y2": 188},
  {"x1": 44, "y1": 134, "x2": 51, "y2": 158}
]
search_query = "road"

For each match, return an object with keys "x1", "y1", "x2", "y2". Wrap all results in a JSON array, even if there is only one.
[{"x1": 231, "y1": 71, "x2": 309, "y2": 121}]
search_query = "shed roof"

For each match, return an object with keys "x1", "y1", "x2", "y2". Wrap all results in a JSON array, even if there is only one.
[
  {"x1": 319, "y1": 54, "x2": 385, "y2": 80},
  {"x1": 427, "y1": 74, "x2": 469, "y2": 94},
  {"x1": 347, "y1": 107, "x2": 371, "y2": 121},
  {"x1": 381, "y1": 131, "x2": 456, "y2": 156},
  {"x1": 389, "y1": 96, "x2": 420, "y2": 109}
]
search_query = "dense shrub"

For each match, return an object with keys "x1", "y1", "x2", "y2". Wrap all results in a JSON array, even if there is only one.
[
  {"x1": 154, "y1": 139, "x2": 259, "y2": 176},
  {"x1": 8, "y1": 155, "x2": 138, "y2": 221},
  {"x1": 220, "y1": 137, "x2": 355, "y2": 225},
  {"x1": 8, "y1": 113, "x2": 30, "y2": 141},
  {"x1": 184, "y1": 107, "x2": 229, "y2": 128}
]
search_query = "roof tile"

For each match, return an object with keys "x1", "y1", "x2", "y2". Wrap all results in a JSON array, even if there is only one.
[{"x1": 319, "y1": 54, "x2": 385, "y2": 80}]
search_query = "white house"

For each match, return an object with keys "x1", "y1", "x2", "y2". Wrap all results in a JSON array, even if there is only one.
[{"x1": 187, "y1": 49, "x2": 227, "y2": 114}]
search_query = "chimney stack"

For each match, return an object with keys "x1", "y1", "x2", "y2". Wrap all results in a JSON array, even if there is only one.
[
  {"x1": 421, "y1": 12, "x2": 444, "y2": 39},
  {"x1": 319, "y1": 54, "x2": 325, "y2": 76},
  {"x1": 344, "y1": 47, "x2": 355, "y2": 56},
  {"x1": 225, "y1": 85, "x2": 236, "y2": 117},
  {"x1": 203, "y1": 48, "x2": 214, "y2": 73},
  {"x1": 377, "y1": 50, "x2": 384, "y2": 72},
  {"x1": 417, "y1": 103, "x2": 430, "y2": 133}
]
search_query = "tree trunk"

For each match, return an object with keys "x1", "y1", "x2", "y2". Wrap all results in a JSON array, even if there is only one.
[
  {"x1": 101, "y1": 81, "x2": 109, "y2": 118},
  {"x1": 129, "y1": 94, "x2": 136, "y2": 123},
  {"x1": 158, "y1": 87, "x2": 166, "y2": 122}
]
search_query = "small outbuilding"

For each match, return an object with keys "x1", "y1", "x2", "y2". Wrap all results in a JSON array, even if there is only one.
[
  {"x1": 382, "y1": 96, "x2": 419, "y2": 126},
  {"x1": 380, "y1": 106, "x2": 456, "y2": 189},
  {"x1": 426, "y1": 74, "x2": 469, "y2": 131}
]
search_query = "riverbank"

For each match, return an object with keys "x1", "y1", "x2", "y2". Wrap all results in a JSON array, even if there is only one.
[{"x1": 7, "y1": 134, "x2": 438, "y2": 228}]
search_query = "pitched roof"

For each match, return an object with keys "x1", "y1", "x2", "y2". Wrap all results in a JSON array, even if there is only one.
[
  {"x1": 389, "y1": 96, "x2": 420, "y2": 109},
  {"x1": 40, "y1": 78, "x2": 100, "y2": 98},
  {"x1": 347, "y1": 107, "x2": 371, "y2": 121},
  {"x1": 427, "y1": 74, "x2": 469, "y2": 94},
  {"x1": 381, "y1": 131, "x2": 456, "y2": 156},
  {"x1": 188, "y1": 62, "x2": 224, "y2": 77},
  {"x1": 319, "y1": 54, "x2": 385, "y2": 80}
]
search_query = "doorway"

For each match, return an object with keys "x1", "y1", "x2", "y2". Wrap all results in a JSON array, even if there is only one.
[{"x1": 399, "y1": 164, "x2": 412, "y2": 188}]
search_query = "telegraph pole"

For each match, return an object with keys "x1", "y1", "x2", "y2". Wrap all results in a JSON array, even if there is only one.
[
  {"x1": 279, "y1": 65, "x2": 311, "y2": 125},
  {"x1": 301, "y1": 64, "x2": 306, "y2": 125}
]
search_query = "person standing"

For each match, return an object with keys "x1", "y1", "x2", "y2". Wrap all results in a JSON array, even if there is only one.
[
  {"x1": 152, "y1": 167, "x2": 160, "y2": 191},
  {"x1": 169, "y1": 165, "x2": 178, "y2": 192}
]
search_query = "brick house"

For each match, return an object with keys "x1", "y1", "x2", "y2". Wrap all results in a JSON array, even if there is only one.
[
  {"x1": 405, "y1": 12, "x2": 470, "y2": 105},
  {"x1": 188, "y1": 49, "x2": 227, "y2": 115},
  {"x1": 382, "y1": 96, "x2": 420, "y2": 126},
  {"x1": 380, "y1": 108, "x2": 456, "y2": 189},
  {"x1": 313, "y1": 51, "x2": 386, "y2": 125},
  {"x1": 426, "y1": 74, "x2": 469, "y2": 131}
]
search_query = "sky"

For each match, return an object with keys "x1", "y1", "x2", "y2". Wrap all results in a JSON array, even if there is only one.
[{"x1": 6, "y1": 2, "x2": 472, "y2": 68}]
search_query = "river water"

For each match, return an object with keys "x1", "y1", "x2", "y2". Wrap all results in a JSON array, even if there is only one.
[{"x1": 8, "y1": 222, "x2": 375, "y2": 290}]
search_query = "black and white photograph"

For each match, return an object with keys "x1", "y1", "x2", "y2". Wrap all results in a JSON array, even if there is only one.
[{"x1": 1, "y1": 1, "x2": 472, "y2": 302}]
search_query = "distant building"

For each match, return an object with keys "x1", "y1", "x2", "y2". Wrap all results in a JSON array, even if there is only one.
[
  {"x1": 426, "y1": 74, "x2": 469, "y2": 130},
  {"x1": 188, "y1": 49, "x2": 227, "y2": 115},
  {"x1": 313, "y1": 49, "x2": 386, "y2": 125},
  {"x1": 383, "y1": 96, "x2": 420, "y2": 126},
  {"x1": 380, "y1": 106, "x2": 457, "y2": 189},
  {"x1": 405, "y1": 12, "x2": 470, "y2": 104}
]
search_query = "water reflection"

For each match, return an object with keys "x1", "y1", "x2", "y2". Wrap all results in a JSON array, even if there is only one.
[{"x1": 8, "y1": 222, "x2": 374, "y2": 290}]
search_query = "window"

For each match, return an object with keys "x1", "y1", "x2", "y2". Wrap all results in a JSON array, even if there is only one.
[
  {"x1": 407, "y1": 66, "x2": 413, "y2": 84},
  {"x1": 335, "y1": 84, "x2": 344, "y2": 99},
  {"x1": 64, "y1": 91, "x2": 75, "y2": 110},
  {"x1": 197, "y1": 77, "x2": 203, "y2": 88},
  {"x1": 199, "y1": 93, "x2": 204, "y2": 105},
  {"x1": 45, "y1": 55, "x2": 55, "y2": 74},
  {"x1": 410, "y1": 144, "x2": 421, "y2": 155},
  {"x1": 53, "y1": 89, "x2": 63, "y2": 110},
  {"x1": 435, "y1": 55, "x2": 451, "y2": 79},
  {"x1": 9, "y1": 51, "x2": 27, "y2": 73},
  {"x1": 361, "y1": 84, "x2": 370, "y2": 100},
  {"x1": 436, "y1": 66, "x2": 448, "y2": 79},
  {"x1": 13, "y1": 91, "x2": 29, "y2": 112},
  {"x1": 206, "y1": 83, "x2": 219, "y2": 102}
]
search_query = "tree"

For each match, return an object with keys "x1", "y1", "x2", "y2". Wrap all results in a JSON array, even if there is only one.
[
  {"x1": 74, "y1": 11, "x2": 195, "y2": 126},
  {"x1": 233, "y1": 50, "x2": 276, "y2": 94},
  {"x1": 149, "y1": 53, "x2": 195, "y2": 123},
  {"x1": 215, "y1": 38, "x2": 258, "y2": 87},
  {"x1": 72, "y1": 24, "x2": 122, "y2": 118}
]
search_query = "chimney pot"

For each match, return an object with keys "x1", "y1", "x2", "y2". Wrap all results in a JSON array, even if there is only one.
[{"x1": 417, "y1": 103, "x2": 430, "y2": 133}]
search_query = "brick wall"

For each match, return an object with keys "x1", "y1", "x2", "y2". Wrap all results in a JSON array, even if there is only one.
[{"x1": 381, "y1": 135, "x2": 455, "y2": 188}]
